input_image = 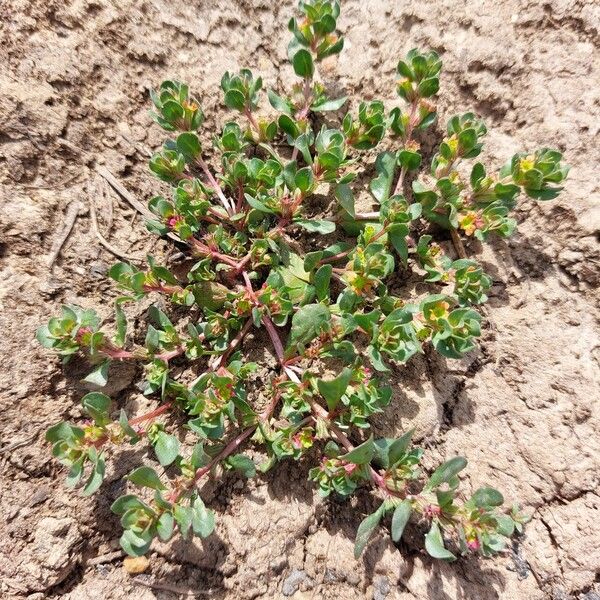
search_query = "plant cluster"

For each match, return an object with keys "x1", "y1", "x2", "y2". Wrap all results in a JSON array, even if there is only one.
[{"x1": 38, "y1": 0, "x2": 567, "y2": 562}]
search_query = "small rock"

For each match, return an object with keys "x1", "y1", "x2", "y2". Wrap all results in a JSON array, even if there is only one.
[
  {"x1": 282, "y1": 569, "x2": 309, "y2": 596},
  {"x1": 28, "y1": 486, "x2": 49, "y2": 507},
  {"x1": 123, "y1": 556, "x2": 150, "y2": 575},
  {"x1": 373, "y1": 576, "x2": 390, "y2": 600},
  {"x1": 19, "y1": 516, "x2": 81, "y2": 592},
  {"x1": 89, "y1": 261, "x2": 108, "y2": 278}
]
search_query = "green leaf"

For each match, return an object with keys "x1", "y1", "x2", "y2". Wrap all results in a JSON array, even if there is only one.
[
  {"x1": 111, "y1": 494, "x2": 150, "y2": 515},
  {"x1": 388, "y1": 223, "x2": 409, "y2": 265},
  {"x1": 274, "y1": 252, "x2": 312, "y2": 304},
  {"x1": 425, "y1": 521, "x2": 456, "y2": 560},
  {"x1": 335, "y1": 183, "x2": 355, "y2": 217},
  {"x1": 268, "y1": 89, "x2": 293, "y2": 114},
  {"x1": 148, "y1": 304, "x2": 175, "y2": 328},
  {"x1": 418, "y1": 77, "x2": 439, "y2": 97},
  {"x1": 46, "y1": 422, "x2": 84, "y2": 443},
  {"x1": 82, "y1": 392, "x2": 111, "y2": 426},
  {"x1": 288, "y1": 303, "x2": 331, "y2": 350},
  {"x1": 83, "y1": 361, "x2": 110, "y2": 387},
  {"x1": 341, "y1": 436, "x2": 375, "y2": 465},
  {"x1": 154, "y1": 431, "x2": 180, "y2": 466},
  {"x1": 119, "y1": 409, "x2": 140, "y2": 443},
  {"x1": 82, "y1": 453, "x2": 105, "y2": 496},
  {"x1": 318, "y1": 37, "x2": 344, "y2": 60},
  {"x1": 226, "y1": 454, "x2": 256, "y2": 478},
  {"x1": 391, "y1": 500, "x2": 412, "y2": 542},
  {"x1": 156, "y1": 512, "x2": 175, "y2": 541},
  {"x1": 65, "y1": 460, "x2": 84, "y2": 488},
  {"x1": 292, "y1": 49, "x2": 314, "y2": 78},
  {"x1": 370, "y1": 151, "x2": 396, "y2": 204},
  {"x1": 190, "y1": 443, "x2": 211, "y2": 469},
  {"x1": 294, "y1": 134, "x2": 313, "y2": 165},
  {"x1": 365, "y1": 344, "x2": 390, "y2": 373},
  {"x1": 424, "y1": 457, "x2": 467, "y2": 491},
  {"x1": 458, "y1": 128, "x2": 477, "y2": 153},
  {"x1": 224, "y1": 89, "x2": 246, "y2": 111},
  {"x1": 244, "y1": 193, "x2": 275, "y2": 214},
  {"x1": 312, "y1": 96, "x2": 348, "y2": 112},
  {"x1": 120, "y1": 529, "x2": 152, "y2": 557},
  {"x1": 159, "y1": 99, "x2": 184, "y2": 122},
  {"x1": 388, "y1": 429, "x2": 414, "y2": 466},
  {"x1": 470, "y1": 162, "x2": 486, "y2": 188},
  {"x1": 495, "y1": 514, "x2": 515, "y2": 537},
  {"x1": 471, "y1": 487, "x2": 504, "y2": 508},
  {"x1": 36, "y1": 325, "x2": 55, "y2": 349},
  {"x1": 127, "y1": 466, "x2": 166, "y2": 490},
  {"x1": 176, "y1": 132, "x2": 202, "y2": 161},
  {"x1": 191, "y1": 497, "x2": 215, "y2": 537},
  {"x1": 295, "y1": 167, "x2": 314, "y2": 192},
  {"x1": 314, "y1": 264, "x2": 332, "y2": 302},
  {"x1": 278, "y1": 114, "x2": 300, "y2": 138},
  {"x1": 317, "y1": 367, "x2": 353, "y2": 412},
  {"x1": 398, "y1": 149, "x2": 422, "y2": 171},
  {"x1": 294, "y1": 219, "x2": 336, "y2": 234},
  {"x1": 173, "y1": 504, "x2": 193, "y2": 538},
  {"x1": 304, "y1": 251, "x2": 324, "y2": 273},
  {"x1": 354, "y1": 505, "x2": 384, "y2": 558}
]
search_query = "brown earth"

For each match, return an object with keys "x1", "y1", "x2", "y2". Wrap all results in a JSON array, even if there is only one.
[{"x1": 1, "y1": 0, "x2": 599, "y2": 599}]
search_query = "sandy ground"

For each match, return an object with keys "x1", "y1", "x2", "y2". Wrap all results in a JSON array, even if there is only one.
[{"x1": 1, "y1": 0, "x2": 599, "y2": 598}]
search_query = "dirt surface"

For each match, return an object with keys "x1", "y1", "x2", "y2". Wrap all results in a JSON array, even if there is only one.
[{"x1": 1, "y1": 0, "x2": 599, "y2": 598}]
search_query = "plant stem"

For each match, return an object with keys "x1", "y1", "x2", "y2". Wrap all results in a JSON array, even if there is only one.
[
  {"x1": 352, "y1": 211, "x2": 380, "y2": 221},
  {"x1": 296, "y1": 76, "x2": 314, "y2": 121},
  {"x1": 196, "y1": 156, "x2": 235, "y2": 214},
  {"x1": 244, "y1": 108, "x2": 261, "y2": 136},
  {"x1": 291, "y1": 76, "x2": 314, "y2": 162},
  {"x1": 192, "y1": 425, "x2": 257, "y2": 484},
  {"x1": 214, "y1": 318, "x2": 253, "y2": 369},
  {"x1": 129, "y1": 402, "x2": 173, "y2": 426},
  {"x1": 262, "y1": 314, "x2": 284, "y2": 362},
  {"x1": 240, "y1": 269, "x2": 286, "y2": 366},
  {"x1": 393, "y1": 97, "x2": 420, "y2": 196},
  {"x1": 142, "y1": 283, "x2": 185, "y2": 296},
  {"x1": 317, "y1": 249, "x2": 352, "y2": 265},
  {"x1": 308, "y1": 398, "x2": 403, "y2": 499}
]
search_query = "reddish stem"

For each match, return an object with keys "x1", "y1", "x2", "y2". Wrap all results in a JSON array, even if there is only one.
[
  {"x1": 317, "y1": 249, "x2": 352, "y2": 266},
  {"x1": 129, "y1": 402, "x2": 173, "y2": 426},
  {"x1": 262, "y1": 314, "x2": 284, "y2": 363},
  {"x1": 192, "y1": 425, "x2": 256, "y2": 484},
  {"x1": 214, "y1": 318, "x2": 253, "y2": 369},
  {"x1": 155, "y1": 347, "x2": 185, "y2": 362}
]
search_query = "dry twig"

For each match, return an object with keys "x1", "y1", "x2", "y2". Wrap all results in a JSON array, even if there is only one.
[
  {"x1": 89, "y1": 180, "x2": 142, "y2": 262},
  {"x1": 133, "y1": 577, "x2": 214, "y2": 597},
  {"x1": 96, "y1": 166, "x2": 155, "y2": 221},
  {"x1": 96, "y1": 165, "x2": 180, "y2": 244},
  {"x1": 87, "y1": 549, "x2": 124, "y2": 566},
  {"x1": 450, "y1": 227, "x2": 467, "y2": 259},
  {"x1": 47, "y1": 200, "x2": 83, "y2": 267}
]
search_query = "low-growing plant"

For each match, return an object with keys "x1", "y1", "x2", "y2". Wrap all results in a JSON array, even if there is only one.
[{"x1": 38, "y1": 0, "x2": 567, "y2": 562}]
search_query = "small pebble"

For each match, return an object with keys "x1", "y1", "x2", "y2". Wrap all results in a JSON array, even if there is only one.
[{"x1": 123, "y1": 556, "x2": 149, "y2": 574}]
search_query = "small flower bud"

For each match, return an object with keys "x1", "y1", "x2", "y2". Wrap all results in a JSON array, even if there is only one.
[
  {"x1": 466, "y1": 537, "x2": 480, "y2": 551},
  {"x1": 343, "y1": 462, "x2": 357, "y2": 475}
]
